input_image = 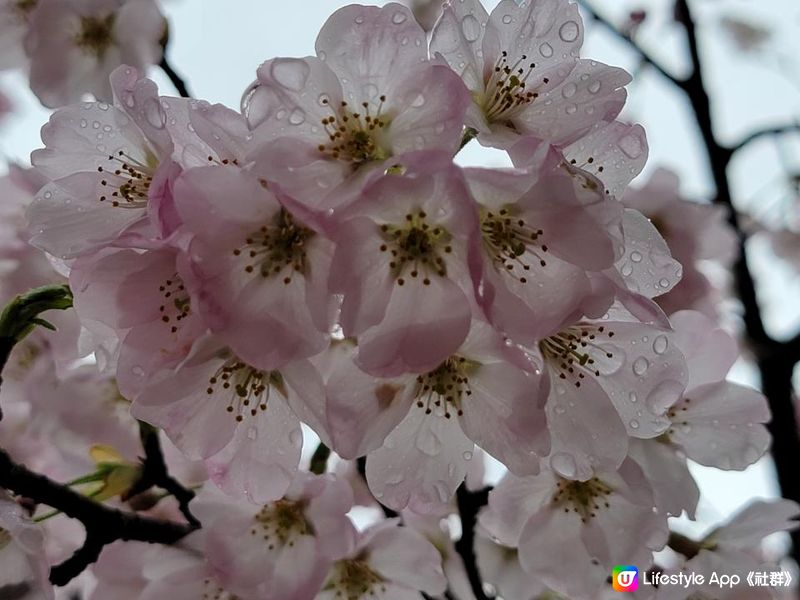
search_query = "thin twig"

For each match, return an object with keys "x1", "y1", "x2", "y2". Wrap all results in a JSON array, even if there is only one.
[
  {"x1": 730, "y1": 123, "x2": 800, "y2": 154},
  {"x1": 159, "y1": 56, "x2": 191, "y2": 99},
  {"x1": 577, "y1": 1, "x2": 686, "y2": 88},
  {"x1": 0, "y1": 449, "x2": 196, "y2": 585},
  {"x1": 454, "y1": 485, "x2": 492, "y2": 600}
]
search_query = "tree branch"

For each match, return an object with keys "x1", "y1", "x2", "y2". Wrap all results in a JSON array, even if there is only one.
[
  {"x1": 454, "y1": 485, "x2": 492, "y2": 600},
  {"x1": 159, "y1": 56, "x2": 191, "y2": 99},
  {"x1": 126, "y1": 422, "x2": 199, "y2": 527},
  {"x1": 577, "y1": 0, "x2": 686, "y2": 88},
  {"x1": 730, "y1": 123, "x2": 800, "y2": 154},
  {"x1": 0, "y1": 449, "x2": 197, "y2": 586}
]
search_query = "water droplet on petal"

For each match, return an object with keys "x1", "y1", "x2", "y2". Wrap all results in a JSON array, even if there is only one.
[
  {"x1": 630, "y1": 251, "x2": 643, "y2": 263},
  {"x1": 132, "y1": 365, "x2": 145, "y2": 377},
  {"x1": 461, "y1": 14, "x2": 482, "y2": 42},
  {"x1": 588, "y1": 80, "x2": 602, "y2": 94},
  {"x1": 144, "y1": 97, "x2": 166, "y2": 129},
  {"x1": 288, "y1": 108, "x2": 306, "y2": 125},
  {"x1": 629, "y1": 419, "x2": 640, "y2": 430},
  {"x1": 559, "y1": 20, "x2": 580, "y2": 42},
  {"x1": 355, "y1": 15, "x2": 365, "y2": 24},
  {"x1": 619, "y1": 134, "x2": 644, "y2": 159},
  {"x1": 247, "y1": 426, "x2": 258, "y2": 440},
  {"x1": 632, "y1": 356, "x2": 649, "y2": 376},
  {"x1": 539, "y1": 42, "x2": 554, "y2": 58},
  {"x1": 289, "y1": 429, "x2": 303, "y2": 448},
  {"x1": 502, "y1": 14, "x2": 512, "y2": 24},
  {"x1": 271, "y1": 58, "x2": 311, "y2": 91},
  {"x1": 392, "y1": 11, "x2": 407, "y2": 24},
  {"x1": 411, "y1": 93, "x2": 426, "y2": 108},
  {"x1": 462, "y1": 450, "x2": 473, "y2": 461},
  {"x1": 653, "y1": 335, "x2": 668, "y2": 355},
  {"x1": 629, "y1": 392, "x2": 638, "y2": 403},
  {"x1": 551, "y1": 452, "x2": 577, "y2": 478},
  {"x1": 562, "y1": 82, "x2": 577, "y2": 99}
]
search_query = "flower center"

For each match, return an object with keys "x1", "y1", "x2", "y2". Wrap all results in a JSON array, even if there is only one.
[
  {"x1": 482, "y1": 51, "x2": 545, "y2": 123},
  {"x1": 233, "y1": 207, "x2": 314, "y2": 285},
  {"x1": 201, "y1": 578, "x2": 241, "y2": 600},
  {"x1": 379, "y1": 210, "x2": 452, "y2": 286},
  {"x1": 250, "y1": 499, "x2": 313, "y2": 550},
  {"x1": 552, "y1": 477, "x2": 612, "y2": 523},
  {"x1": 14, "y1": 0, "x2": 37, "y2": 17},
  {"x1": 325, "y1": 558, "x2": 386, "y2": 600},
  {"x1": 539, "y1": 325, "x2": 617, "y2": 388},
  {"x1": 157, "y1": 276, "x2": 190, "y2": 334},
  {"x1": 97, "y1": 151, "x2": 156, "y2": 209},
  {"x1": 205, "y1": 357, "x2": 285, "y2": 422},
  {"x1": 75, "y1": 14, "x2": 116, "y2": 57},
  {"x1": 414, "y1": 356, "x2": 477, "y2": 418},
  {"x1": 481, "y1": 207, "x2": 548, "y2": 282},
  {"x1": 318, "y1": 97, "x2": 391, "y2": 167}
]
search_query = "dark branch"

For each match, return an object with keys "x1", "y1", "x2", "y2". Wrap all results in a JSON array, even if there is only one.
[
  {"x1": 127, "y1": 422, "x2": 199, "y2": 527},
  {"x1": 730, "y1": 123, "x2": 800, "y2": 154},
  {"x1": 454, "y1": 485, "x2": 492, "y2": 600},
  {"x1": 309, "y1": 442, "x2": 331, "y2": 475},
  {"x1": 159, "y1": 56, "x2": 191, "y2": 99},
  {"x1": 0, "y1": 449, "x2": 197, "y2": 586},
  {"x1": 577, "y1": 1, "x2": 686, "y2": 88}
]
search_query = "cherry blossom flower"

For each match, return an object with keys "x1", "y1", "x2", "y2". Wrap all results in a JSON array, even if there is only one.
[
  {"x1": 173, "y1": 165, "x2": 335, "y2": 372},
  {"x1": 465, "y1": 140, "x2": 625, "y2": 344},
  {"x1": 663, "y1": 310, "x2": 770, "y2": 471},
  {"x1": 329, "y1": 152, "x2": 478, "y2": 377},
  {"x1": 242, "y1": 3, "x2": 470, "y2": 211},
  {"x1": 656, "y1": 500, "x2": 800, "y2": 600},
  {"x1": 0, "y1": 0, "x2": 37, "y2": 70},
  {"x1": 0, "y1": 491, "x2": 54, "y2": 600},
  {"x1": 518, "y1": 301, "x2": 687, "y2": 481},
  {"x1": 622, "y1": 168, "x2": 738, "y2": 316},
  {"x1": 25, "y1": 0, "x2": 165, "y2": 107},
  {"x1": 70, "y1": 245, "x2": 207, "y2": 398},
  {"x1": 192, "y1": 473, "x2": 356, "y2": 599},
  {"x1": 327, "y1": 320, "x2": 549, "y2": 514},
  {"x1": 131, "y1": 334, "x2": 327, "y2": 502},
  {"x1": 474, "y1": 531, "x2": 548, "y2": 600},
  {"x1": 28, "y1": 66, "x2": 177, "y2": 259},
  {"x1": 430, "y1": 0, "x2": 631, "y2": 148},
  {"x1": 317, "y1": 519, "x2": 447, "y2": 600},
  {"x1": 480, "y1": 460, "x2": 667, "y2": 599}
]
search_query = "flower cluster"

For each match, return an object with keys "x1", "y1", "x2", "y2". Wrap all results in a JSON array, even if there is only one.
[{"x1": 0, "y1": 1, "x2": 792, "y2": 599}]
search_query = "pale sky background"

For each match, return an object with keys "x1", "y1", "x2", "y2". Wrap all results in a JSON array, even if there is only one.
[{"x1": 2, "y1": 0, "x2": 800, "y2": 545}]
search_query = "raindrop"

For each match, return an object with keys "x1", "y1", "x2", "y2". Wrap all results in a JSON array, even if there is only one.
[
  {"x1": 411, "y1": 93, "x2": 426, "y2": 108},
  {"x1": 539, "y1": 42, "x2": 554, "y2": 58},
  {"x1": 289, "y1": 429, "x2": 303, "y2": 448},
  {"x1": 629, "y1": 392, "x2": 638, "y2": 403},
  {"x1": 79, "y1": 119, "x2": 88, "y2": 128},
  {"x1": 144, "y1": 98, "x2": 166, "y2": 129},
  {"x1": 392, "y1": 11, "x2": 407, "y2": 24},
  {"x1": 565, "y1": 103, "x2": 578, "y2": 114},
  {"x1": 132, "y1": 365, "x2": 145, "y2": 377},
  {"x1": 588, "y1": 80, "x2": 602, "y2": 94},
  {"x1": 318, "y1": 50, "x2": 327, "y2": 61},
  {"x1": 562, "y1": 83, "x2": 577, "y2": 99},
  {"x1": 630, "y1": 251, "x2": 643, "y2": 263},
  {"x1": 462, "y1": 450, "x2": 473, "y2": 461},
  {"x1": 288, "y1": 108, "x2": 306, "y2": 125},
  {"x1": 551, "y1": 452, "x2": 577, "y2": 478},
  {"x1": 247, "y1": 427, "x2": 258, "y2": 440},
  {"x1": 318, "y1": 93, "x2": 331, "y2": 106},
  {"x1": 632, "y1": 356, "x2": 649, "y2": 376},
  {"x1": 559, "y1": 20, "x2": 580, "y2": 42},
  {"x1": 271, "y1": 58, "x2": 311, "y2": 92},
  {"x1": 416, "y1": 428, "x2": 442, "y2": 456},
  {"x1": 554, "y1": 404, "x2": 567, "y2": 415},
  {"x1": 502, "y1": 14, "x2": 512, "y2": 24},
  {"x1": 658, "y1": 278, "x2": 670, "y2": 288},
  {"x1": 621, "y1": 263, "x2": 633, "y2": 276},
  {"x1": 629, "y1": 419, "x2": 640, "y2": 430},
  {"x1": 461, "y1": 14, "x2": 482, "y2": 42},
  {"x1": 618, "y1": 134, "x2": 644, "y2": 159},
  {"x1": 355, "y1": 15, "x2": 364, "y2": 24}
]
